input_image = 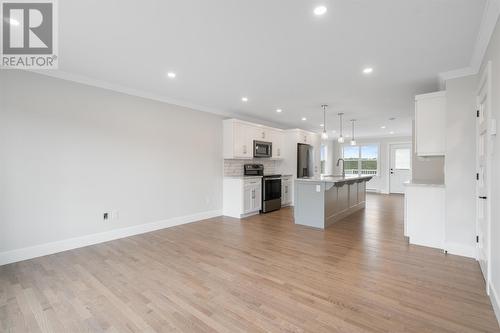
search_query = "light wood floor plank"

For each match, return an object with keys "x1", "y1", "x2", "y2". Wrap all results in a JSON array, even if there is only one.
[{"x1": 0, "y1": 194, "x2": 498, "y2": 332}]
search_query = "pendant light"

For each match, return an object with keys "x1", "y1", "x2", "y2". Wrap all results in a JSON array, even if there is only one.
[
  {"x1": 350, "y1": 119, "x2": 356, "y2": 146},
  {"x1": 337, "y1": 112, "x2": 345, "y2": 143},
  {"x1": 321, "y1": 104, "x2": 328, "y2": 140}
]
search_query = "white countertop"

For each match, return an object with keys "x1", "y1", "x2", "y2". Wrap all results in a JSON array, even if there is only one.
[
  {"x1": 223, "y1": 175, "x2": 262, "y2": 179},
  {"x1": 403, "y1": 180, "x2": 445, "y2": 188},
  {"x1": 224, "y1": 174, "x2": 293, "y2": 179},
  {"x1": 295, "y1": 175, "x2": 373, "y2": 184}
]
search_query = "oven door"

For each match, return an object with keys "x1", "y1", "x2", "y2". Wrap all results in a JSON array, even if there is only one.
[
  {"x1": 263, "y1": 178, "x2": 281, "y2": 201},
  {"x1": 254, "y1": 141, "x2": 272, "y2": 158}
]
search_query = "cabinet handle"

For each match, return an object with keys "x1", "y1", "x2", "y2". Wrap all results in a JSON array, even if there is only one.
[{"x1": 262, "y1": 132, "x2": 265, "y2": 139}]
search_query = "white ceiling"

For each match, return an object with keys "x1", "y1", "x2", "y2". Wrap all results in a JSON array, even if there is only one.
[{"x1": 53, "y1": 0, "x2": 486, "y2": 138}]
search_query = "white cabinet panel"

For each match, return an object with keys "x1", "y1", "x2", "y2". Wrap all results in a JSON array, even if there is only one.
[
  {"x1": 244, "y1": 182, "x2": 261, "y2": 213},
  {"x1": 269, "y1": 129, "x2": 284, "y2": 159},
  {"x1": 223, "y1": 177, "x2": 262, "y2": 218},
  {"x1": 415, "y1": 91, "x2": 446, "y2": 156},
  {"x1": 281, "y1": 176, "x2": 292, "y2": 206},
  {"x1": 233, "y1": 122, "x2": 253, "y2": 159},
  {"x1": 253, "y1": 127, "x2": 269, "y2": 141},
  {"x1": 405, "y1": 184, "x2": 445, "y2": 250}
]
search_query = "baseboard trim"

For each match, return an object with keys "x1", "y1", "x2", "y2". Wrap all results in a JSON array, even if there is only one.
[
  {"x1": 0, "y1": 209, "x2": 222, "y2": 266},
  {"x1": 443, "y1": 242, "x2": 476, "y2": 259},
  {"x1": 490, "y1": 282, "x2": 500, "y2": 328}
]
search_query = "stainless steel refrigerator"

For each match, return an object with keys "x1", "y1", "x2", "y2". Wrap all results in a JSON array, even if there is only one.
[{"x1": 297, "y1": 143, "x2": 314, "y2": 178}]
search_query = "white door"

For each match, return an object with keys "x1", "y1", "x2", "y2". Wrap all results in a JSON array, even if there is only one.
[
  {"x1": 476, "y1": 61, "x2": 491, "y2": 294},
  {"x1": 389, "y1": 143, "x2": 412, "y2": 194}
]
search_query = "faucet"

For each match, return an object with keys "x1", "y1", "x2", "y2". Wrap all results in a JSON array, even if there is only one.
[{"x1": 336, "y1": 158, "x2": 345, "y2": 178}]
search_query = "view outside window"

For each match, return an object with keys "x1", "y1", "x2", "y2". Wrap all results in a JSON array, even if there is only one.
[
  {"x1": 320, "y1": 144, "x2": 327, "y2": 174},
  {"x1": 342, "y1": 144, "x2": 379, "y2": 175}
]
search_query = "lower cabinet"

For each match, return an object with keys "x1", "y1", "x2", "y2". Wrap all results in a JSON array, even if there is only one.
[
  {"x1": 281, "y1": 176, "x2": 292, "y2": 206},
  {"x1": 223, "y1": 177, "x2": 262, "y2": 218},
  {"x1": 244, "y1": 181, "x2": 262, "y2": 213},
  {"x1": 404, "y1": 183, "x2": 445, "y2": 250}
]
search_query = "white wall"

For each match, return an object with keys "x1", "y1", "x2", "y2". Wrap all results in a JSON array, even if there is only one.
[
  {"x1": 479, "y1": 15, "x2": 500, "y2": 322},
  {"x1": 329, "y1": 136, "x2": 412, "y2": 193},
  {"x1": 0, "y1": 71, "x2": 223, "y2": 258},
  {"x1": 411, "y1": 121, "x2": 445, "y2": 183},
  {"x1": 444, "y1": 75, "x2": 477, "y2": 256}
]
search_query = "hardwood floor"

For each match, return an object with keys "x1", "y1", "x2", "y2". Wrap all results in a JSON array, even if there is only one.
[{"x1": 1, "y1": 194, "x2": 498, "y2": 332}]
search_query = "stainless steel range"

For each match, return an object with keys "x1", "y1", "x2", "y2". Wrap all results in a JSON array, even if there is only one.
[{"x1": 261, "y1": 174, "x2": 282, "y2": 213}]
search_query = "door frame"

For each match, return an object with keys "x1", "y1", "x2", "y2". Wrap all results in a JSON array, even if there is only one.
[
  {"x1": 475, "y1": 61, "x2": 492, "y2": 295},
  {"x1": 387, "y1": 142, "x2": 412, "y2": 194}
]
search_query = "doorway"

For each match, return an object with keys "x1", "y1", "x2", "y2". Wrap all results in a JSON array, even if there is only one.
[
  {"x1": 389, "y1": 143, "x2": 412, "y2": 194},
  {"x1": 476, "y1": 61, "x2": 492, "y2": 294}
]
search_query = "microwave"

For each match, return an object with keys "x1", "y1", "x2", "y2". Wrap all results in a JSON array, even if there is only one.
[{"x1": 254, "y1": 140, "x2": 272, "y2": 158}]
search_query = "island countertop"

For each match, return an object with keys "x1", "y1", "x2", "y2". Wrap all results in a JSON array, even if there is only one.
[{"x1": 295, "y1": 175, "x2": 373, "y2": 185}]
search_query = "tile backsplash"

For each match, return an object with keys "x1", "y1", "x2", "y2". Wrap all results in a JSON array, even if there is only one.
[{"x1": 224, "y1": 159, "x2": 284, "y2": 176}]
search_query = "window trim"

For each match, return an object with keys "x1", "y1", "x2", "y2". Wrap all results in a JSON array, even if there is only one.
[{"x1": 341, "y1": 143, "x2": 381, "y2": 176}]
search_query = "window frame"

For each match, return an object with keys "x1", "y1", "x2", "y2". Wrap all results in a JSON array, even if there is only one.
[{"x1": 341, "y1": 143, "x2": 380, "y2": 176}]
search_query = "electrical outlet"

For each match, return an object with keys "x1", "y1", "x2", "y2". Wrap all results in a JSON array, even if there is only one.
[{"x1": 111, "y1": 210, "x2": 119, "y2": 220}]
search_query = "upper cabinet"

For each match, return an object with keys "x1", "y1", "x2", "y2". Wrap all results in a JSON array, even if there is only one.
[
  {"x1": 296, "y1": 130, "x2": 314, "y2": 144},
  {"x1": 414, "y1": 91, "x2": 446, "y2": 156},
  {"x1": 223, "y1": 119, "x2": 284, "y2": 159},
  {"x1": 268, "y1": 129, "x2": 284, "y2": 158}
]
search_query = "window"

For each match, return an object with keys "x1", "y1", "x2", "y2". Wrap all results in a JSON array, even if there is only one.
[
  {"x1": 394, "y1": 148, "x2": 411, "y2": 169},
  {"x1": 342, "y1": 144, "x2": 379, "y2": 175},
  {"x1": 320, "y1": 144, "x2": 327, "y2": 174}
]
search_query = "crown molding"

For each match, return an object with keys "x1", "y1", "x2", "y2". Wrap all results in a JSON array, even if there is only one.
[
  {"x1": 29, "y1": 69, "x2": 232, "y2": 116},
  {"x1": 26, "y1": 69, "x2": 289, "y2": 130},
  {"x1": 439, "y1": 0, "x2": 500, "y2": 83}
]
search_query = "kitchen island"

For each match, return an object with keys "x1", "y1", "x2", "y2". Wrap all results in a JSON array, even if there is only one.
[{"x1": 294, "y1": 175, "x2": 373, "y2": 229}]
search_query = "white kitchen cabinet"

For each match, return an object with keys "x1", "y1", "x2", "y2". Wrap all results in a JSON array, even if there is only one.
[
  {"x1": 223, "y1": 177, "x2": 262, "y2": 218},
  {"x1": 224, "y1": 119, "x2": 285, "y2": 159},
  {"x1": 414, "y1": 91, "x2": 446, "y2": 156},
  {"x1": 404, "y1": 182, "x2": 445, "y2": 250},
  {"x1": 269, "y1": 129, "x2": 284, "y2": 159},
  {"x1": 243, "y1": 181, "x2": 262, "y2": 213},
  {"x1": 223, "y1": 119, "x2": 254, "y2": 159},
  {"x1": 296, "y1": 130, "x2": 313, "y2": 144},
  {"x1": 252, "y1": 126, "x2": 269, "y2": 141},
  {"x1": 281, "y1": 176, "x2": 292, "y2": 206}
]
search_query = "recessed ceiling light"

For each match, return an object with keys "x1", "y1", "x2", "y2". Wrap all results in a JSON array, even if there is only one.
[
  {"x1": 320, "y1": 124, "x2": 324, "y2": 127},
  {"x1": 301, "y1": 117, "x2": 307, "y2": 121},
  {"x1": 241, "y1": 97, "x2": 248, "y2": 102},
  {"x1": 389, "y1": 131, "x2": 395, "y2": 134},
  {"x1": 363, "y1": 67, "x2": 373, "y2": 74},
  {"x1": 167, "y1": 72, "x2": 176, "y2": 78},
  {"x1": 314, "y1": 6, "x2": 327, "y2": 16},
  {"x1": 381, "y1": 125, "x2": 386, "y2": 129},
  {"x1": 276, "y1": 108, "x2": 282, "y2": 113},
  {"x1": 9, "y1": 18, "x2": 20, "y2": 26}
]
